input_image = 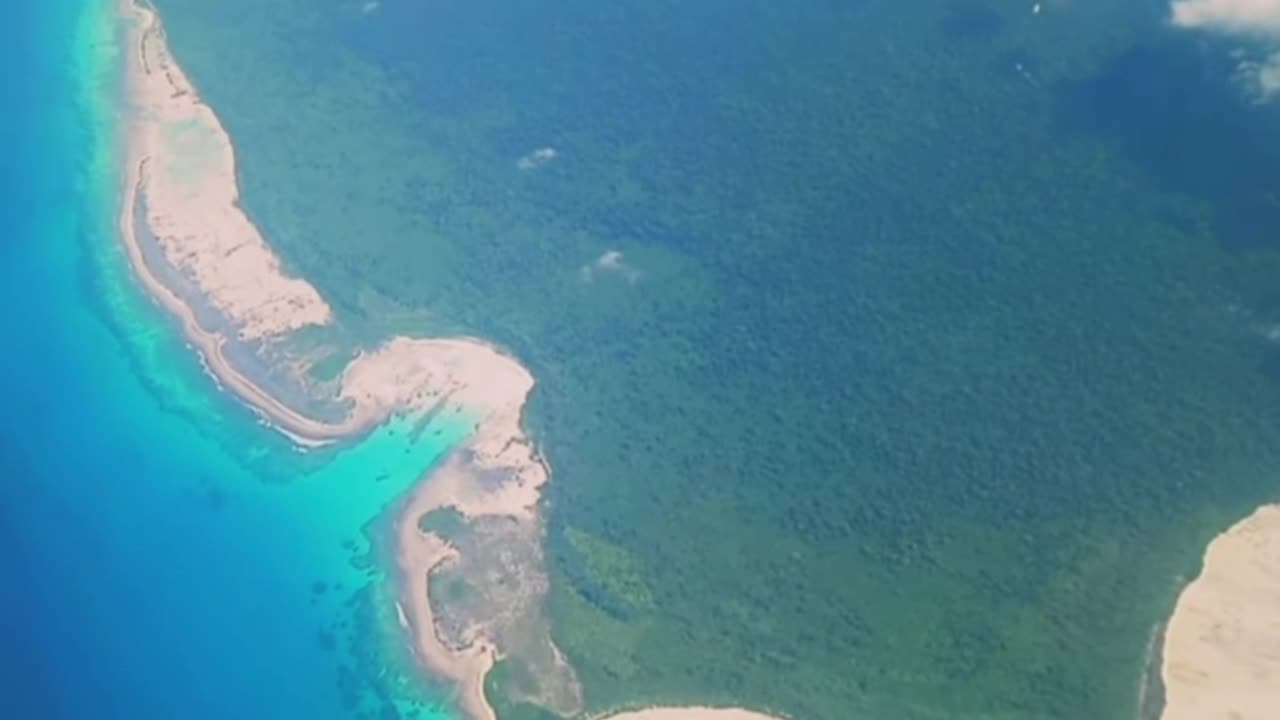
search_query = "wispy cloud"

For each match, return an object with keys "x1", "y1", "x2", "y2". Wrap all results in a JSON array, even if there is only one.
[
  {"x1": 579, "y1": 250, "x2": 641, "y2": 284},
  {"x1": 517, "y1": 147, "x2": 558, "y2": 171},
  {"x1": 1172, "y1": 0, "x2": 1280, "y2": 100},
  {"x1": 1171, "y1": 0, "x2": 1280, "y2": 35}
]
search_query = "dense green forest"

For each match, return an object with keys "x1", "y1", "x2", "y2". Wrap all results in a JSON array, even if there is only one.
[{"x1": 150, "y1": 0, "x2": 1280, "y2": 717}]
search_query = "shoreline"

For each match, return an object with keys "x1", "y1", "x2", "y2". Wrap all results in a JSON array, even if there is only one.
[
  {"x1": 1134, "y1": 619, "x2": 1168, "y2": 720},
  {"x1": 119, "y1": 1, "x2": 348, "y2": 448},
  {"x1": 1158, "y1": 504, "x2": 1280, "y2": 720},
  {"x1": 120, "y1": 162, "x2": 346, "y2": 448},
  {"x1": 395, "y1": 451, "x2": 502, "y2": 720},
  {"x1": 115, "y1": 3, "x2": 787, "y2": 720},
  {"x1": 117, "y1": 2, "x2": 544, "y2": 717}
]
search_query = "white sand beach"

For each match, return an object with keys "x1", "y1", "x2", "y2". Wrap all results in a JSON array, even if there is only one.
[{"x1": 1160, "y1": 504, "x2": 1280, "y2": 720}]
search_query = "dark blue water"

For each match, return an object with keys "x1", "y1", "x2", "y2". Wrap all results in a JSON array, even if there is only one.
[{"x1": 0, "y1": 3, "x2": 460, "y2": 718}]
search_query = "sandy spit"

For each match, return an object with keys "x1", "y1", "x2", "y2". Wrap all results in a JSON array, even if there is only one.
[{"x1": 1159, "y1": 504, "x2": 1280, "y2": 720}]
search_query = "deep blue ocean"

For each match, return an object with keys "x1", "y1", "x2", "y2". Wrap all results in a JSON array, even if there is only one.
[{"x1": 0, "y1": 3, "x2": 459, "y2": 719}]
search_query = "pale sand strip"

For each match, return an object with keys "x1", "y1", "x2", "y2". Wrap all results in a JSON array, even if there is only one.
[{"x1": 1160, "y1": 504, "x2": 1280, "y2": 720}]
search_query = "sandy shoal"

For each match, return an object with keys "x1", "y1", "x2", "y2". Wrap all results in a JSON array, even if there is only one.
[{"x1": 1160, "y1": 504, "x2": 1280, "y2": 720}]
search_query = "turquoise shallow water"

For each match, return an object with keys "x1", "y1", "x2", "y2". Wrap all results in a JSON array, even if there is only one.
[{"x1": 0, "y1": 2, "x2": 460, "y2": 718}]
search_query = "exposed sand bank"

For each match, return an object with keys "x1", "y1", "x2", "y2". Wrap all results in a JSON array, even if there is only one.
[{"x1": 1159, "y1": 504, "x2": 1280, "y2": 720}]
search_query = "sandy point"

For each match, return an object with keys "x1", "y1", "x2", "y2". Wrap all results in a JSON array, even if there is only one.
[{"x1": 1159, "y1": 504, "x2": 1280, "y2": 720}]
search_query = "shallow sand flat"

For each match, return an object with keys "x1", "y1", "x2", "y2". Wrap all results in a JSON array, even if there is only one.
[
  {"x1": 597, "y1": 708, "x2": 785, "y2": 720},
  {"x1": 1160, "y1": 504, "x2": 1280, "y2": 720}
]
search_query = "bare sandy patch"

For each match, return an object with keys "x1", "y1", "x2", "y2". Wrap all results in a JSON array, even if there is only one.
[{"x1": 1160, "y1": 504, "x2": 1280, "y2": 720}]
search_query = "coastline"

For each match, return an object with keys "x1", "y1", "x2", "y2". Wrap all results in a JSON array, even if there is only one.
[
  {"x1": 1135, "y1": 619, "x2": 1168, "y2": 720},
  {"x1": 117, "y1": 1, "x2": 553, "y2": 717},
  {"x1": 119, "y1": 0, "x2": 344, "y2": 447},
  {"x1": 114, "y1": 2, "x2": 788, "y2": 720},
  {"x1": 119, "y1": 166, "x2": 343, "y2": 448},
  {"x1": 1158, "y1": 504, "x2": 1280, "y2": 720}
]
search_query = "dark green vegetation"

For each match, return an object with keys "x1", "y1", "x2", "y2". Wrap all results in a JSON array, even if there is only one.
[
  {"x1": 418, "y1": 506, "x2": 467, "y2": 543},
  {"x1": 151, "y1": 0, "x2": 1280, "y2": 717}
]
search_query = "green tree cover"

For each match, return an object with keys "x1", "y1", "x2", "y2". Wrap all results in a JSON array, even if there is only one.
[
  {"x1": 150, "y1": 1, "x2": 1280, "y2": 717},
  {"x1": 418, "y1": 507, "x2": 467, "y2": 543}
]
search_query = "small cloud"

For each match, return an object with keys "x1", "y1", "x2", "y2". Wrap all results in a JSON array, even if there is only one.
[
  {"x1": 579, "y1": 249, "x2": 641, "y2": 284},
  {"x1": 1172, "y1": 0, "x2": 1280, "y2": 101},
  {"x1": 596, "y1": 250, "x2": 625, "y2": 270},
  {"x1": 1235, "y1": 50, "x2": 1280, "y2": 100},
  {"x1": 517, "y1": 146, "x2": 558, "y2": 171},
  {"x1": 1171, "y1": 0, "x2": 1280, "y2": 36},
  {"x1": 361, "y1": 1, "x2": 380, "y2": 14}
]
